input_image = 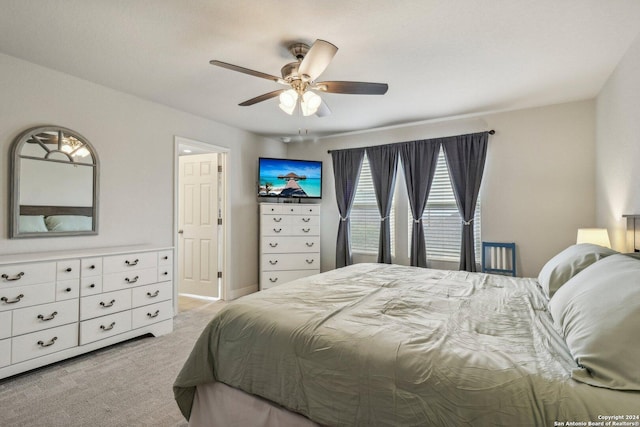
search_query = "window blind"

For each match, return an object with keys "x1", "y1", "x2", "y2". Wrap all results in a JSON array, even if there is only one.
[
  {"x1": 351, "y1": 155, "x2": 395, "y2": 255},
  {"x1": 408, "y1": 151, "x2": 481, "y2": 262}
]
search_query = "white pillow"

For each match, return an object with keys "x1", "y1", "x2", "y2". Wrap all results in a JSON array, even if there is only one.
[
  {"x1": 537, "y1": 243, "x2": 617, "y2": 298},
  {"x1": 45, "y1": 215, "x2": 93, "y2": 232},
  {"x1": 18, "y1": 215, "x2": 48, "y2": 233},
  {"x1": 548, "y1": 254, "x2": 640, "y2": 390}
]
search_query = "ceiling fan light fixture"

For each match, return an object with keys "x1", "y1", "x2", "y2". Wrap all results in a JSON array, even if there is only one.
[
  {"x1": 278, "y1": 89, "x2": 298, "y2": 115},
  {"x1": 300, "y1": 91, "x2": 322, "y2": 116}
]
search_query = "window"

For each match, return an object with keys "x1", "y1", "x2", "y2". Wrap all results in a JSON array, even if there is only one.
[
  {"x1": 351, "y1": 154, "x2": 395, "y2": 255},
  {"x1": 408, "y1": 150, "x2": 481, "y2": 262}
]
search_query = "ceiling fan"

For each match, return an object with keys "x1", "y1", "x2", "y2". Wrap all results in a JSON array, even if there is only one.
[{"x1": 210, "y1": 39, "x2": 388, "y2": 117}]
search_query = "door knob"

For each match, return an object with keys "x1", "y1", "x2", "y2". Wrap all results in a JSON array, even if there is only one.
[{"x1": 178, "y1": 229, "x2": 184, "y2": 234}]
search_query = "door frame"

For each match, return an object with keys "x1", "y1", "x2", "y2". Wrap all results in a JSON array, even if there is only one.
[{"x1": 173, "y1": 136, "x2": 230, "y2": 310}]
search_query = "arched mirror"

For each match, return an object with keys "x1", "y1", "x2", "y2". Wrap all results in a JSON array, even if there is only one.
[{"x1": 9, "y1": 125, "x2": 99, "y2": 238}]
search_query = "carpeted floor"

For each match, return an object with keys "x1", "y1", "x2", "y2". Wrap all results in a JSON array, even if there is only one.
[{"x1": 0, "y1": 301, "x2": 225, "y2": 427}]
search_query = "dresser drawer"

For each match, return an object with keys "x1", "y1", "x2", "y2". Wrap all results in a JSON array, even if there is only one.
[
  {"x1": 261, "y1": 223, "x2": 292, "y2": 236},
  {"x1": 81, "y1": 257, "x2": 103, "y2": 277},
  {"x1": 290, "y1": 225, "x2": 320, "y2": 236},
  {"x1": 56, "y1": 279, "x2": 80, "y2": 301},
  {"x1": 102, "y1": 252, "x2": 158, "y2": 274},
  {"x1": 132, "y1": 281, "x2": 172, "y2": 307},
  {"x1": 12, "y1": 323, "x2": 78, "y2": 364},
  {"x1": 56, "y1": 259, "x2": 80, "y2": 281},
  {"x1": 0, "y1": 311, "x2": 11, "y2": 339},
  {"x1": 261, "y1": 204, "x2": 288, "y2": 215},
  {"x1": 12, "y1": 299, "x2": 79, "y2": 336},
  {"x1": 80, "y1": 276, "x2": 103, "y2": 296},
  {"x1": 261, "y1": 215, "x2": 292, "y2": 228},
  {"x1": 157, "y1": 265, "x2": 173, "y2": 283},
  {"x1": 262, "y1": 253, "x2": 320, "y2": 271},
  {"x1": 102, "y1": 268, "x2": 158, "y2": 293},
  {"x1": 80, "y1": 289, "x2": 132, "y2": 321},
  {"x1": 262, "y1": 236, "x2": 320, "y2": 254},
  {"x1": 291, "y1": 215, "x2": 319, "y2": 226},
  {"x1": 292, "y1": 205, "x2": 320, "y2": 215},
  {"x1": 132, "y1": 300, "x2": 173, "y2": 329},
  {"x1": 80, "y1": 310, "x2": 132, "y2": 345},
  {"x1": 158, "y1": 250, "x2": 173, "y2": 266},
  {"x1": 0, "y1": 262, "x2": 55, "y2": 287},
  {"x1": 261, "y1": 270, "x2": 319, "y2": 290},
  {"x1": 0, "y1": 339, "x2": 10, "y2": 368},
  {"x1": 0, "y1": 282, "x2": 55, "y2": 312}
]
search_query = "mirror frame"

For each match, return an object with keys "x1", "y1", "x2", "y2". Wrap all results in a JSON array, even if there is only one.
[{"x1": 9, "y1": 125, "x2": 100, "y2": 238}]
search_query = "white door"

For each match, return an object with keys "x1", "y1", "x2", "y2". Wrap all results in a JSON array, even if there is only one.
[{"x1": 178, "y1": 153, "x2": 219, "y2": 298}]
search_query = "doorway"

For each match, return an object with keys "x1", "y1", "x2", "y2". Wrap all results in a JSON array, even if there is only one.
[{"x1": 174, "y1": 137, "x2": 228, "y2": 309}]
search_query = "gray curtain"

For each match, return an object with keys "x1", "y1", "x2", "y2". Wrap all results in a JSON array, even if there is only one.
[
  {"x1": 365, "y1": 145, "x2": 399, "y2": 264},
  {"x1": 399, "y1": 141, "x2": 441, "y2": 267},
  {"x1": 441, "y1": 132, "x2": 489, "y2": 272},
  {"x1": 331, "y1": 148, "x2": 365, "y2": 268}
]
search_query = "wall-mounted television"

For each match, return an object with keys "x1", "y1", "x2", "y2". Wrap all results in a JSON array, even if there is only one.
[{"x1": 258, "y1": 157, "x2": 322, "y2": 199}]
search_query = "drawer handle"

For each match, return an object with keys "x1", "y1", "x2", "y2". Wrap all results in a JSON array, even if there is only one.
[
  {"x1": 268, "y1": 260, "x2": 278, "y2": 265},
  {"x1": 100, "y1": 299, "x2": 116, "y2": 308},
  {"x1": 65, "y1": 287, "x2": 72, "y2": 293},
  {"x1": 302, "y1": 218, "x2": 311, "y2": 222},
  {"x1": 125, "y1": 276, "x2": 139, "y2": 284},
  {"x1": 162, "y1": 255, "x2": 169, "y2": 260},
  {"x1": 65, "y1": 267, "x2": 73, "y2": 272},
  {"x1": 125, "y1": 259, "x2": 139, "y2": 266},
  {"x1": 38, "y1": 311, "x2": 58, "y2": 321},
  {"x1": 89, "y1": 283, "x2": 96, "y2": 289},
  {"x1": 147, "y1": 290, "x2": 160, "y2": 298},
  {"x1": 1, "y1": 294, "x2": 24, "y2": 304},
  {"x1": 302, "y1": 228, "x2": 311, "y2": 233},
  {"x1": 89, "y1": 265, "x2": 96, "y2": 270},
  {"x1": 269, "y1": 243, "x2": 278, "y2": 248},
  {"x1": 100, "y1": 322, "x2": 116, "y2": 331},
  {"x1": 162, "y1": 271, "x2": 169, "y2": 276},
  {"x1": 306, "y1": 259, "x2": 315, "y2": 264},
  {"x1": 1, "y1": 272, "x2": 24, "y2": 281},
  {"x1": 273, "y1": 228, "x2": 282, "y2": 233},
  {"x1": 147, "y1": 310, "x2": 160, "y2": 319},
  {"x1": 37, "y1": 337, "x2": 58, "y2": 348},
  {"x1": 305, "y1": 242, "x2": 315, "y2": 247},
  {"x1": 269, "y1": 277, "x2": 278, "y2": 283},
  {"x1": 273, "y1": 217, "x2": 282, "y2": 223}
]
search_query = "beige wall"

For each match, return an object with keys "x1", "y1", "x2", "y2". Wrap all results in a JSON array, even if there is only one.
[
  {"x1": 596, "y1": 33, "x2": 640, "y2": 251},
  {"x1": 287, "y1": 100, "x2": 596, "y2": 278},
  {"x1": 0, "y1": 53, "x2": 286, "y2": 292}
]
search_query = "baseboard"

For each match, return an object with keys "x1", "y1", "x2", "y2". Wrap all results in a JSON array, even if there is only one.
[{"x1": 227, "y1": 284, "x2": 258, "y2": 300}]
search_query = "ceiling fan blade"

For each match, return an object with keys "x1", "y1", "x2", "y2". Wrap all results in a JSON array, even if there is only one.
[
  {"x1": 210, "y1": 60, "x2": 285, "y2": 84},
  {"x1": 239, "y1": 89, "x2": 285, "y2": 106},
  {"x1": 316, "y1": 81, "x2": 388, "y2": 95},
  {"x1": 315, "y1": 99, "x2": 331, "y2": 117},
  {"x1": 298, "y1": 39, "x2": 338, "y2": 81}
]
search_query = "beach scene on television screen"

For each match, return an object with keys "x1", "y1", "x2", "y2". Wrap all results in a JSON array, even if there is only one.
[{"x1": 259, "y1": 159, "x2": 321, "y2": 198}]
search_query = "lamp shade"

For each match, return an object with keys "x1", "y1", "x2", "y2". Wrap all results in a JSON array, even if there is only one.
[
  {"x1": 576, "y1": 228, "x2": 611, "y2": 248},
  {"x1": 300, "y1": 91, "x2": 321, "y2": 116},
  {"x1": 278, "y1": 89, "x2": 298, "y2": 115}
]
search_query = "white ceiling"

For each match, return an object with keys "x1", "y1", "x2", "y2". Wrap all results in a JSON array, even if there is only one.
[{"x1": 1, "y1": 0, "x2": 639, "y2": 142}]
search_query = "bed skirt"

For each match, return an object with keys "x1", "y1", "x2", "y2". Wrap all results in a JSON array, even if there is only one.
[{"x1": 189, "y1": 381, "x2": 320, "y2": 427}]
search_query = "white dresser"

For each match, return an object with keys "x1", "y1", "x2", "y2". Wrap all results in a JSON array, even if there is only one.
[
  {"x1": 0, "y1": 246, "x2": 173, "y2": 380},
  {"x1": 260, "y1": 203, "x2": 320, "y2": 290}
]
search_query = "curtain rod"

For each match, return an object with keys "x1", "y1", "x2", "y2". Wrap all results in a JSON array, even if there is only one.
[{"x1": 326, "y1": 129, "x2": 495, "y2": 154}]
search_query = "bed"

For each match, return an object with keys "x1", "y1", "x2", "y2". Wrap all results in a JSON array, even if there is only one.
[{"x1": 174, "y1": 245, "x2": 640, "y2": 426}]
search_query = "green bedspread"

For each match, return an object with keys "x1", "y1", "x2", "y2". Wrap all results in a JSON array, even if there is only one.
[{"x1": 174, "y1": 263, "x2": 639, "y2": 426}]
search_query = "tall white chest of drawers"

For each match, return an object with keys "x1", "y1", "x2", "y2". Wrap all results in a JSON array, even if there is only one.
[
  {"x1": 0, "y1": 246, "x2": 174, "y2": 380},
  {"x1": 260, "y1": 203, "x2": 321, "y2": 290}
]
